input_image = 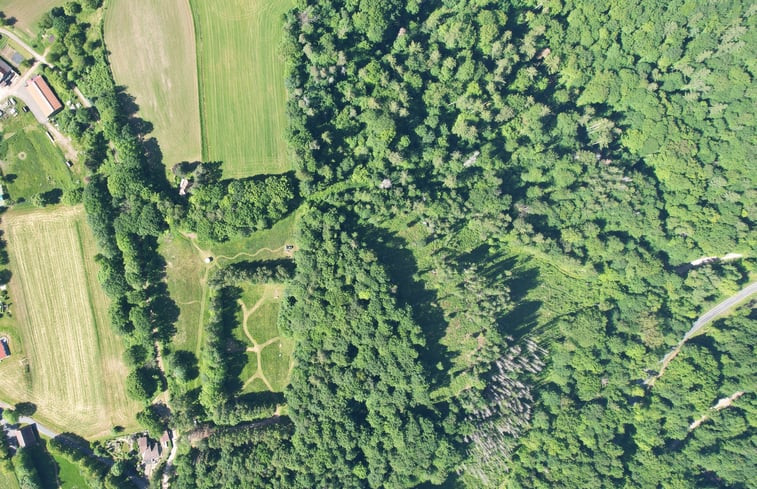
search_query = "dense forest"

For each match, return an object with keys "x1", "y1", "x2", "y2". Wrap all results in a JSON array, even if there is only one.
[
  {"x1": 18, "y1": 0, "x2": 754, "y2": 487},
  {"x1": 174, "y1": 0, "x2": 756, "y2": 485}
]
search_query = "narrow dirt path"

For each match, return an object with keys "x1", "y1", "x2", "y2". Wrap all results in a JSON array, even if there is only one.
[
  {"x1": 44, "y1": 121, "x2": 78, "y2": 161},
  {"x1": 238, "y1": 296, "x2": 266, "y2": 345},
  {"x1": 688, "y1": 391, "x2": 745, "y2": 432},
  {"x1": 215, "y1": 246, "x2": 286, "y2": 262},
  {"x1": 645, "y1": 282, "x2": 757, "y2": 388}
]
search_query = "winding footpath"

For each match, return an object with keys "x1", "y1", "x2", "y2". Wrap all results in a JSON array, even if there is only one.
[{"x1": 645, "y1": 281, "x2": 757, "y2": 388}]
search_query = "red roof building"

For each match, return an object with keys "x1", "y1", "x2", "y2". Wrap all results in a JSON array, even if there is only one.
[
  {"x1": 0, "y1": 338, "x2": 9, "y2": 360},
  {"x1": 26, "y1": 75, "x2": 62, "y2": 118}
]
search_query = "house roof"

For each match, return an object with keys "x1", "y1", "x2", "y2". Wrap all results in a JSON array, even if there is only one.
[
  {"x1": 27, "y1": 75, "x2": 62, "y2": 117},
  {"x1": 137, "y1": 435, "x2": 162, "y2": 463},
  {"x1": 0, "y1": 58, "x2": 14, "y2": 76},
  {"x1": 15, "y1": 424, "x2": 39, "y2": 448},
  {"x1": 0, "y1": 340, "x2": 9, "y2": 359}
]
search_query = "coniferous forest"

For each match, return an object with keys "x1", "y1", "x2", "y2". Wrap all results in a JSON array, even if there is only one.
[{"x1": 173, "y1": 0, "x2": 755, "y2": 487}]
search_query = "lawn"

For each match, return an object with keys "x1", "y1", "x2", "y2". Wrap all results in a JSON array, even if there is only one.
[
  {"x1": 161, "y1": 212, "x2": 298, "y2": 358},
  {"x1": 49, "y1": 448, "x2": 89, "y2": 489},
  {"x1": 104, "y1": 0, "x2": 201, "y2": 170},
  {"x1": 0, "y1": 110, "x2": 80, "y2": 204},
  {"x1": 236, "y1": 283, "x2": 293, "y2": 393},
  {"x1": 190, "y1": 0, "x2": 293, "y2": 178},
  {"x1": 0, "y1": 0, "x2": 61, "y2": 40},
  {"x1": 0, "y1": 205, "x2": 140, "y2": 438},
  {"x1": 0, "y1": 461, "x2": 19, "y2": 489}
]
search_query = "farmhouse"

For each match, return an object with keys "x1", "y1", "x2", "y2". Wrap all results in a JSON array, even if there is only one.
[
  {"x1": 14, "y1": 424, "x2": 39, "y2": 448},
  {"x1": 25, "y1": 75, "x2": 63, "y2": 119},
  {"x1": 137, "y1": 435, "x2": 162, "y2": 464},
  {"x1": 0, "y1": 57, "x2": 17, "y2": 84}
]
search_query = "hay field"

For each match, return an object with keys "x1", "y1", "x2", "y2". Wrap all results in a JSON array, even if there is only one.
[
  {"x1": 104, "y1": 0, "x2": 201, "y2": 169},
  {"x1": 0, "y1": 0, "x2": 61, "y2": 39},
  {"x1": 190, "y1": 0, "x2": 292, "y2": 178},
  {"x1": 0, "y1": 206, "x2": 140, "y2": 437}
]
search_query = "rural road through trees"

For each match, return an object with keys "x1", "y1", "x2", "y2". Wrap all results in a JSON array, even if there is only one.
[
  {"x1": 645, "y1": 281, "x2": 757, "y2": 387},
  {"x1": 0, "y1": 28, "x2": 50, "y2": 65}
]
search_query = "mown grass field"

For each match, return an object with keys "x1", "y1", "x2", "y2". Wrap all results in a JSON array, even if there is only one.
[
  {"x1": 0, "y1": 111, "x2": 79, "y2": 204},
  {"x1": 161, "y1": 213, "x2": 298, "y2": 394},
  {"x1": 190, "y1": 0, "x2": 292, "y2": 178},
  {"x1": 0, "y1": 0, "x2": 61, "y2": 39},
  {"x1": 104, "y1": 0, "x2": 201, "y2": 169},
  {"x1": 161, "y1": 212, "x2": 297, "y2": 356},
  {"x1": 236, "y1": 284, "x2": 293, "y2": 393},
  {"x1": 0, "y1": 206, "x2": 140, "y2": 438}
]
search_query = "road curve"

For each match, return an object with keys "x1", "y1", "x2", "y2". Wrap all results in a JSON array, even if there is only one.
[
  {"x1": 645, "y1": 281, "x2": 757, "y2": 387},
  {"x1": 0, "y1": 399, "x2": 59, "y2": 437}
]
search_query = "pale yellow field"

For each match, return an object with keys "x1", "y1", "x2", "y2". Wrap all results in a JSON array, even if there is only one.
[
  {"x1": 0, "y1": 206, "x2": 140, "y2": 438},
  {"x1": 0, "y1": 0, "x2": 62, "y2": 39},
  {"x1": 104, "y1": 0, "x2": 202, "y2": 169}
]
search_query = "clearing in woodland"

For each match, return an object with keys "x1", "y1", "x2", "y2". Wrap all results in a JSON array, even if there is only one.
[
  {"x1": 104, "y1": 0, "x2": 201, "y2": 169},
  {"x1": 0, "y1": 206, "x2": 140, "y2": 438},
  {"x1": 190, "y1": 0, "x2": 292, "y2": 178}
]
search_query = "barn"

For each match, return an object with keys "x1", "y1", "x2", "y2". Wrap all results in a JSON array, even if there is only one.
[{"x1": 25, "y1": 75, "x2": 63, "y2": 119}]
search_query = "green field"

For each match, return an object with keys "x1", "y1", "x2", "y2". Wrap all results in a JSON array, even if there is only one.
[
  {"x1": 104, "y1": 0, "x2": 202, "y2": 169},
  {"x1": 0, "y1": 0, "x2": 61, "y2": 39},
  {"x1": 0, "y1": 206, "x2": 140, "y2": 438},
  {"x1": 0, "y1": 111, "x2": 80, "y2": 204},
  {"x1": 0, "y1": 461, "x2": 19, "y2": 489},
  {"x1": 190, "y1": 0, "x2": 292, "y2": 178},
  {"x1": 161, "y1": 213, "x2": 298, "y2": 395},
  {"x1": 161, "y1": 212, "x2": 297, "y2": 357},
  {"x1": 236, "y1": 284, "x2": 293, "y2": 393},
  {"x1": 49, "y1": 449, "x2": 89, "y2": 489}
]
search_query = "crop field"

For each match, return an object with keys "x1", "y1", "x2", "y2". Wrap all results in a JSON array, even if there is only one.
[
  {"x1": 0, "y1": 206, "x2": 140, "y2": 438},
  {"x1": 0, "y1": 0, "x2": 61, "y2": 39},
  {"x1": 0, "y1": 111, "x2": 79, "y2": 204},
  {"x1": 104, "y1": 0, "x2": 201, "y2": 169},
  {"x1": 190, "y1": 0, "x2": 292, "y2": 178}
]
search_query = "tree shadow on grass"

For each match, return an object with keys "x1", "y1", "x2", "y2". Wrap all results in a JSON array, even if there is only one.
[{"x1": 354, "y1": 222, "x2": 452, "y2": 387}]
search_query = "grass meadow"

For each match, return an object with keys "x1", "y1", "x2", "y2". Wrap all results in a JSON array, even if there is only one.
[
  {"x1": 104, "y1": 0, "x2": 202, "y2": 169},
  {"x1": 161, "y1": 213, "x2": 298, "y2": 395},
  {"x1": 0, "y1": 111, "x2": 79, "y2": 204},
  {"x1": 190, "y1": 0, "x2": 292, "y2": 178},
  {"x1": 236, "y1": 283, "x2": 293, "y2": 393},
  {"x1": 0, "y1": 206, "x2": 140, "y2": 438}
]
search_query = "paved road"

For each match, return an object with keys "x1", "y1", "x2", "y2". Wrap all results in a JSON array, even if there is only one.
[
  {"x1": 0, "y1": 399, "x2": 59, "y2": 437},
  {"x1": 0, "y1": 28, "x2": 49, "y2": 65},
  {"x1": 645, "y1": 281, "x2": 757, "y2": 387}
]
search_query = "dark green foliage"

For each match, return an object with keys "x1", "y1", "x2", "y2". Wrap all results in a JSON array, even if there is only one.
[
  {"x1": 174, "y1": 423, "x2": 294, "y2": 489},
  {"x1": 208, "y1": 260, "x2": 294, "y2": 288},
  {"x1": 280, "y1": 208, "x2": 461, "y2": 487},
  {"x1": 136, "y1": 405, "x2": 168, "y2": 439},
  {"x1": 13, "y1": 448, "x2": 43, "y2": 489},
  {"x1": 185, "y1": 174, "x2": 297, "y2": 242},
  {"x1": 125, "y1": 367, "x2": 160, "y2": 402}
]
